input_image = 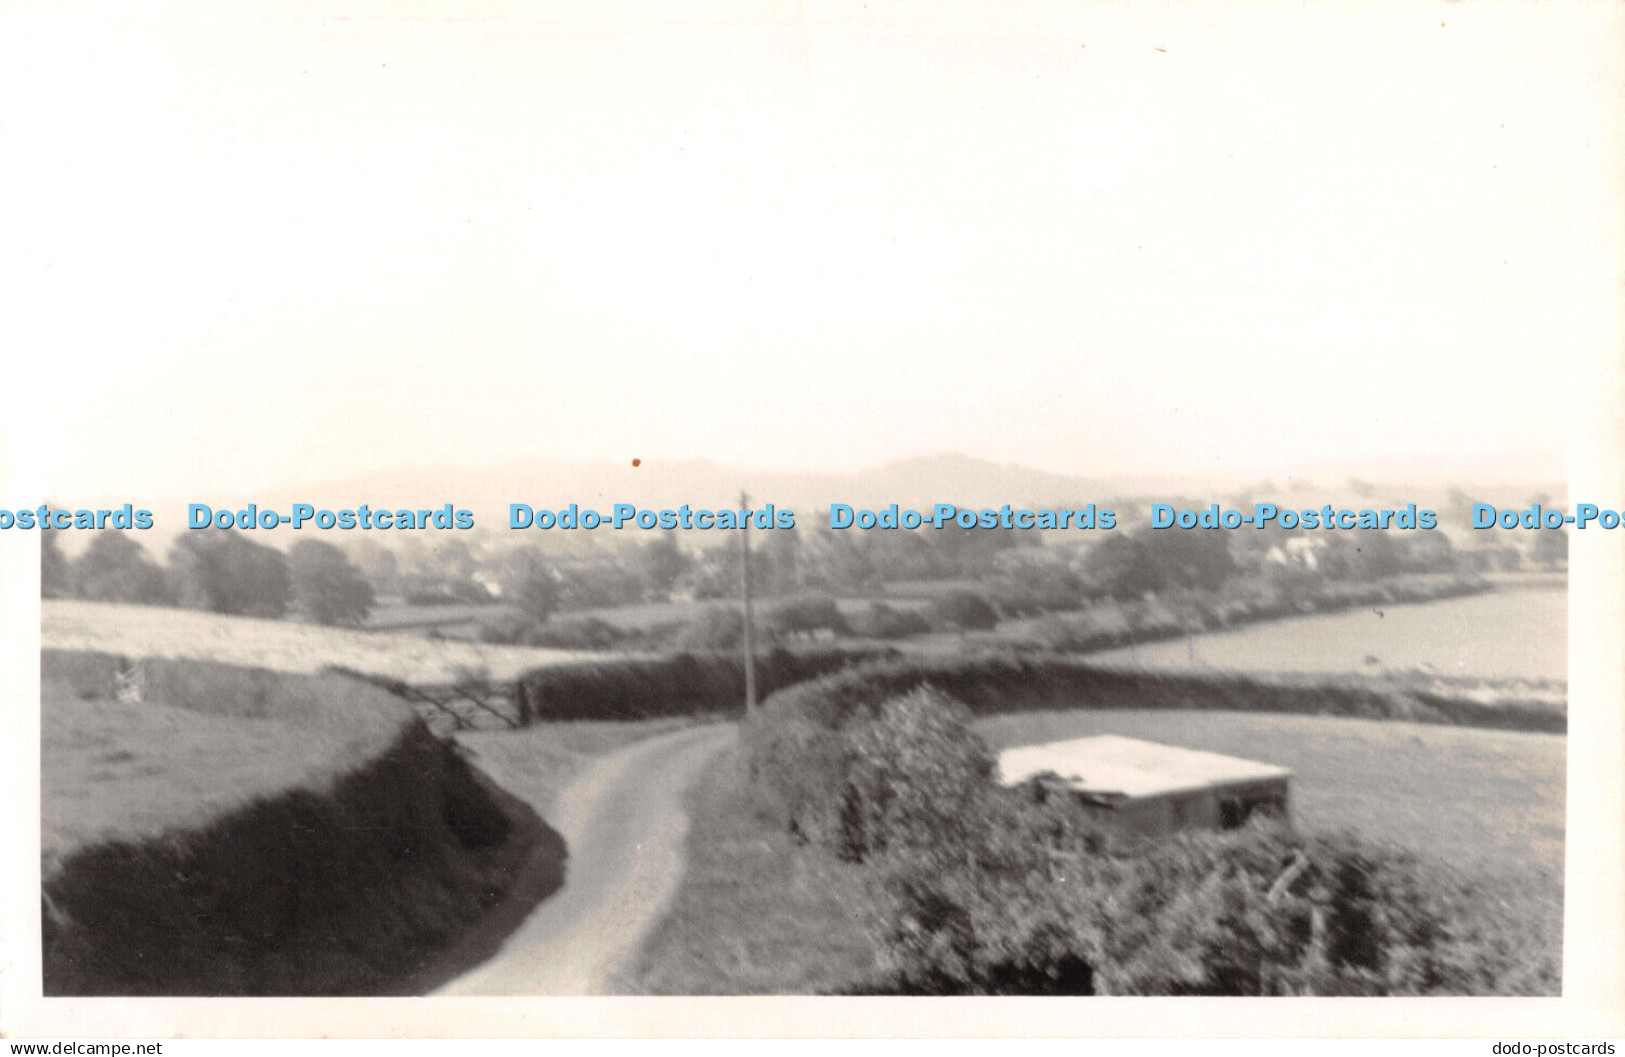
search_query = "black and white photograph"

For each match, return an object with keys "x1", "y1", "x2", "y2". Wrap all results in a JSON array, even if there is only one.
[{"x1": 1, "y1": 0, "x2": 1621, "y2": 1042}]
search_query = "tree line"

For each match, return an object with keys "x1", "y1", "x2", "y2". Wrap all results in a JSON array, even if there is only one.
[
  {"x1": 40, "y1": 513, "x2": 1490, "y2": 633},
  {"x1": 41, "y1": 530, "x2": 375, "y2": 626}
]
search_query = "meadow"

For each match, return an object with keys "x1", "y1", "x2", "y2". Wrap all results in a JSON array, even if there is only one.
[
  {"x1": 44, "y1": 599, "x2": 593, "y2": 683},
  {"x1": 978, "y1": 709, "x2": 1564, "y2": 889},
  {"x1": 1089, "y1": 588, "x2": 1567, "y2": 680}
]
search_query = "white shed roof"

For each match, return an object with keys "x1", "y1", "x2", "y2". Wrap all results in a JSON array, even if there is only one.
[{"x1": 996, "y1": 735, "x2": 1291, "y2": 801}]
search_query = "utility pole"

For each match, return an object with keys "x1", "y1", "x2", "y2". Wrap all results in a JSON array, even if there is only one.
[
  {"x1": 1182, "y1": 566, "x2": 1197, "y2": 666},
  {"x1": 739, "y1": 489, "x2": 758, "y2": 713}
]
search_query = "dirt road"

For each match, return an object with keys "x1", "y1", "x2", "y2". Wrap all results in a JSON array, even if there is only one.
[{"x1": 433, "y1": 722, "x2": 736, "y2": 995}]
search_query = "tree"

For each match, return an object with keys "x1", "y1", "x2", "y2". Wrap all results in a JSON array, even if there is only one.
[
  {"x1": 431, "y1": 538, "x2": 478, "y2": 580},
  {"x1": 1531, "y1": 527, "x2": 1568, "y2": 568},
  {"x1": 1134, "y1": 527, "x2": 1235, "y2": 593},
  {"x1": 341, "y1": 539, "x2": 404, "y2": 596},
  {"x1": 168, "y1": 530, "x2": 291, "y2": 618},
  {"x1": 1400, "y1": 531, "x2": 1457, "y2": 573},
  {"x1": 73, "y1": 532, "x2": 171, "y2": 604},
  {"x1": 1080, "y1": 534, "x2": 1160, "y2": 601},
  {"x1": 1318, "y1": 531, "x2": 1403, "y2": 581},
  {"x1": 40, "y1": 530, "x2": 71, "y2": 598},
  {"x1": 983, "y1": 548, "x2": 1084, "y2": 616},
  {"x1": 758, "y1": 526, "x2": 806, "y2": 595},
  {"x1": 636, "y1": 532, "x2": 691, "y2": 600},
  {"x1": 288, "y1": 540, "x2": 375, "y2": 626},
  {"x1": 501, "y1": 548, "x2": 561, "y2": 623}
]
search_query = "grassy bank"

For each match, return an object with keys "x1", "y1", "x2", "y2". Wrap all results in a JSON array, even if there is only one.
[{"x1": 41, "y1": 651, "x2": 564, "y2": 996}]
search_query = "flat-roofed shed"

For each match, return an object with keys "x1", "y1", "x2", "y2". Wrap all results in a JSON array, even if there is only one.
[{"x1": 997, "y1": 734, "x2": 1292, "y2": 837}]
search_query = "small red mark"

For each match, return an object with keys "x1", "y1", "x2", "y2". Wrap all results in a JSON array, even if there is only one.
[{"x1": 631, "y1": 458, "x2": 642, "y2": 467}]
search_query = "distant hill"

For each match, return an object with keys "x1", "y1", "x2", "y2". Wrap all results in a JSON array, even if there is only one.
[
  {"x1": 149, "y1": 454, "x2": 1128, "y2": 532},
  {"x1": 95, "y1": 451, "x2": 1564, "y2": 552}
]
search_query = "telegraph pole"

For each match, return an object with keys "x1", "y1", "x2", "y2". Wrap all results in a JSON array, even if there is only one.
[{"x1": 739, "y1": 489, "x2": 758, "y2": 713}]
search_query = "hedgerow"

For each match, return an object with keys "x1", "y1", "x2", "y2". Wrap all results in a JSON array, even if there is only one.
[
  {"x1": 768, "y1": 683, "x2": 1558, "y2": 996},
  {"x1": 511, "y1": 644, "x2": 897, "y2": 722},
  {"x1": 744, "y1": 652, "x2": 1562, "y2": 845}
]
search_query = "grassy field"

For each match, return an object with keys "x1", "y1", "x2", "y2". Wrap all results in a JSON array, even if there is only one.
[
  {"x1": 43, "y1": 599, "x2": 592, "y2": 683},
  {"x1": 977, "y1": 710, "x2": 1564, "y2": 888},
  {"x1": 42, "y1": 681, "x2": 407, "y2": 875},
  {"x1": 361, "y1": 598, "x2": 515, "y2": 631},
  {"x1": 624, "y1": 708, "x2": 1564, "y2": 994},
  {"x1": 1088, "y1": 589, "x2": 1567, "y2": 680}
]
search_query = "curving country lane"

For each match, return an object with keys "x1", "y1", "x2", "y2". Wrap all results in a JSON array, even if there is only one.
[{"x1": 433, "y1": 722, "x2": 736, "y2": 996}]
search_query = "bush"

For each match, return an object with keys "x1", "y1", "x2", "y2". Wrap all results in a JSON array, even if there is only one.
[
  {"x1": 861, "y1": 811, "x2": 1554, "y2": 996},
  {"x1": 926, "y1": 590, "x2": 999, "y2": 632},
  {"x1": 766, "y1": 595, "x2": 850, "y2": 638},
  {"x1": 850, "y1": 602, "x2": 931, "y2": 641},
  {"x1": 668, "y1": 607, "x2": 748, "y2": 650},
  {"x1": 832, "y1": 687, "x2": 996, "y2": 861}
]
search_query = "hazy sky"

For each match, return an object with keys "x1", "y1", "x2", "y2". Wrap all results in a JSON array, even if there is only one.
[{"x1": 4, "y1": 0, "x2": 1620, "y2": 497}]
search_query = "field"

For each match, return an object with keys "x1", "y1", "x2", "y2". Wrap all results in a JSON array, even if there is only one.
[
  {"x1": 42, "y1": 681, "x2": 407, "y2": 876},
  {"x1": 43, "y1": 599, "x2": 593, "y2": 683},
  {"x1": 361, "y1": 598, "x2": 517, "y2": 636},
  {"x1": 1089, "y1": 588, "x2": 1567, "y2": 680},
  {"x1": 625, "y1": 707, "x2": 1564, "y2": 994},
  {"x1": 977, "y1": 709, "x2": 1564, "y2": 886}
]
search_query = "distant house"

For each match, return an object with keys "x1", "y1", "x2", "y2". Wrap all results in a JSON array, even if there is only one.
[{"x1": 997, "y1": 735, "x2": 1292, "y2": 837}]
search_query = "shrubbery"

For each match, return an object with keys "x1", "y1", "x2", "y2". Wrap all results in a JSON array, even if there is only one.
[
  {"x1": 477, "y1": 614, "x2": 628, "y2": 650},
  {"x1": 926, "y1": 590, "x2": 1000, "y2": 631},
  {"x1": 765, "y1": 595, "x2": 850, "y2": 639},
  {"x1": 757, "y1": 680, "x2": 1558, "y2": 996},
  {"x1": 861, "y1": 804, "x2": 1552, "y2": 995},
  {"x1": 849, "y1": 602, "x2": 932, "y2": 641},
  {"x1": 668, "y1": 607, "x2": 748, "y2": 650}
]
